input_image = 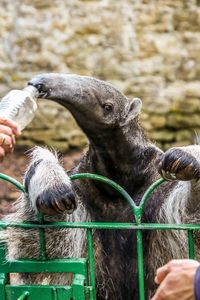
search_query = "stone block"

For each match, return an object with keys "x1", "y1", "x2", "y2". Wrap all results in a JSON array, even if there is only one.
[
  {"x1": 167, "y1": 113, "x2": 200, "y2": 128},
  {"x1": 170, "y1": 98, "x2": 200, "y2": 113},
  {"x1": 148, "y1": 130, "x2": 175, "y2": 142}
]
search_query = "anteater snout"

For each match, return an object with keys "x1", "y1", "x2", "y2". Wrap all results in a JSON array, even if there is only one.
[
  {"x1": 28, "y1": 78, "x2": 51, "y2": 98},
  {"x1": 35, "y1": 185, "x2": 76, "y2": 216}
]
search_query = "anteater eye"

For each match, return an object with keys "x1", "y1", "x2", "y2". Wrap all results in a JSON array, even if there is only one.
[{"x1": 103, "y1": 103, "x2": 113, "y2": 112}]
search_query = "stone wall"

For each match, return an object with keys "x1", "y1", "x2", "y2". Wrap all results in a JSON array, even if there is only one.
[{"x1": 0, "y1": 0, "x2": 200, "y2": 151}]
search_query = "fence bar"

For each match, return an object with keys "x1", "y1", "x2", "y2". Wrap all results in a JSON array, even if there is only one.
[
  {"x1": 70, "y1": 173, "x2": 137, "y2": 216},
  {"x1": 87, "y1": 228, "x2": 96, "y2": 300},
  {"x1": 38, "y1": 213, "x2": 47, "y2": 260},
  {"x1": 139, "y1": 178, "x2": 165, "y2": 220},
  {"x1": 0, "y1": 173, "x2": 25, "y2": 192},
  {"x1": 17, "y1": 291, "x2": 29, "y2": 300},
  {"x1": 0, "y1": 273, "x2": 6, "y2": 300},
  {"x1": 188, "y1": 230, "x2": 195, "y2": 259},
  {"x1": 1, "y1": 172, "x2": 200, "y2": 300},
  {"x1": 1, "y1": 222, "x2": 200, "y2": 231},
  {"x1": 52, "y1": 287, "x2": 57, "y2": 300},
  {"x1": 137, "y1": 229, "x2": 145, "y2": 300}
]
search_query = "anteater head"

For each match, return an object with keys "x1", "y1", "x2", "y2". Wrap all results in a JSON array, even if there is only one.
[{"x1": 28, "y1": 73, "x2": 142, "y2": 135}]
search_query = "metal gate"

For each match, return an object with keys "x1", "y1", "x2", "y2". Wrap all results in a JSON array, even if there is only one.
[{"x1": 0, "y1": 172, "x2": 199, "y2": 300}]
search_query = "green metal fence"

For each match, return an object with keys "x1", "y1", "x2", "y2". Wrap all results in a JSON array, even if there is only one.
[{"x1": 0, "y1": 172, "x2": 199, "y2": 300}]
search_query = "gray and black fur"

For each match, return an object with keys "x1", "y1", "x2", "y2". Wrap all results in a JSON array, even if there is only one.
[{"x1": 2, "y1": 74, "x2": 200, "y2": 299}]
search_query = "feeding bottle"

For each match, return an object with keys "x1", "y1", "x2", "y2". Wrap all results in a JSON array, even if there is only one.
[{"x1": 0, "y1": 85, "x2": 39, "y2": 131}]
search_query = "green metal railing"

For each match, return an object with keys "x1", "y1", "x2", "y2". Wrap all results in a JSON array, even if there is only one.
[{"x1": 0, "y1": 172, "x2": 199, "y2": 300}]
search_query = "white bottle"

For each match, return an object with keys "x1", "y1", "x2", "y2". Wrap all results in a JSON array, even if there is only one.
[{"x1": 0, "y1": 86, "x2": 39, "y2": 131}]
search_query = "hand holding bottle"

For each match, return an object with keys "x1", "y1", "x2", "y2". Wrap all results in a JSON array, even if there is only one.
[
  {"x1": 0, "y1": 117, "x2": 20, "y2": 160},
  {"x1": 0, "y1": 86, "x2": 38, "y2": 131},
  {"x1": 0, "y1": 84, "x2": 39, "y2": 160}
]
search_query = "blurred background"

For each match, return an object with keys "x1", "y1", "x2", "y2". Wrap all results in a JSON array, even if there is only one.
[{"x1": 0, "y1": 0, "x2": 200, "y2": 214}]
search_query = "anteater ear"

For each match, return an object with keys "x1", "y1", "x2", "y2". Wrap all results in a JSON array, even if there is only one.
[{"x1": 125, "y1": 98, "x2": 142, "y2": 122}]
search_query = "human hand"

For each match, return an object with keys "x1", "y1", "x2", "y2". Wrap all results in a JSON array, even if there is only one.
[
  {"x1": 151, "y1": 259, "x2": 200, "y2": 300},
  {"x1": 0, "y1": 118, "x2": 20, "y2": 160}
]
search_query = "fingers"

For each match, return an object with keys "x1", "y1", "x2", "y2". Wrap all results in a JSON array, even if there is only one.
[
  {"x1": 0, "y1": 118, "x2": 21, "y2": 160},
  {"x1": 0, "y1": 133, "x2": 15, "y2": 160},
  {"x1": 155, "y1": 260, "x2": 182, "y2": 284},
  {"x1": 151, "y1": 280, "x2": 165, "y2": 300},
  {"x1": 151, "y1": 273, "x2": 174, "y2": 300},
  {"x1": 0, "y1": 124, "x2": 14, "y2": 136},
  {"x1": 0, "y1": 117, "x2": 20, "y2": 136},
  {"x1": 152, "y1": 261, "x2": 198, "y2": 300},
  {"x1": 0, "y1": 133, "x2": 14, "y2": 147},
  {"x1": 0, "y1": 147, "x2": 5, "y2": 162},
  {"x1": 155, "y1": 259, "x2": 200, "y2": 284},
  {"x1": 155, "y1": 264, "x2": 170, "y2": 285},
  {"x1": 166, "y1": 259, "x2": 200, "y2": 269}
]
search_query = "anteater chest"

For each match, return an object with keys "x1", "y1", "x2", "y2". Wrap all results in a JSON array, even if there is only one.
[{"x1": 93, "y1": 229, "x2": 150, "y2": 300}]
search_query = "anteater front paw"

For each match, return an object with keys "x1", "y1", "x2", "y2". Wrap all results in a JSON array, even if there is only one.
[
  {"x1": 24, "y1": 146, "x2": 77, "y2": 216},
  {"x1": 35, "y1": 185, "x2": 76, "y2": 215},
  {"x1": 156, "y1": 147, "x2": 200, "y2": 181}
]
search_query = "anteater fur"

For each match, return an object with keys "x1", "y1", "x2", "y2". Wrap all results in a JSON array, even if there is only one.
[{"x1": 2, "y1": 74, "x2": 200, "y2": 299}]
